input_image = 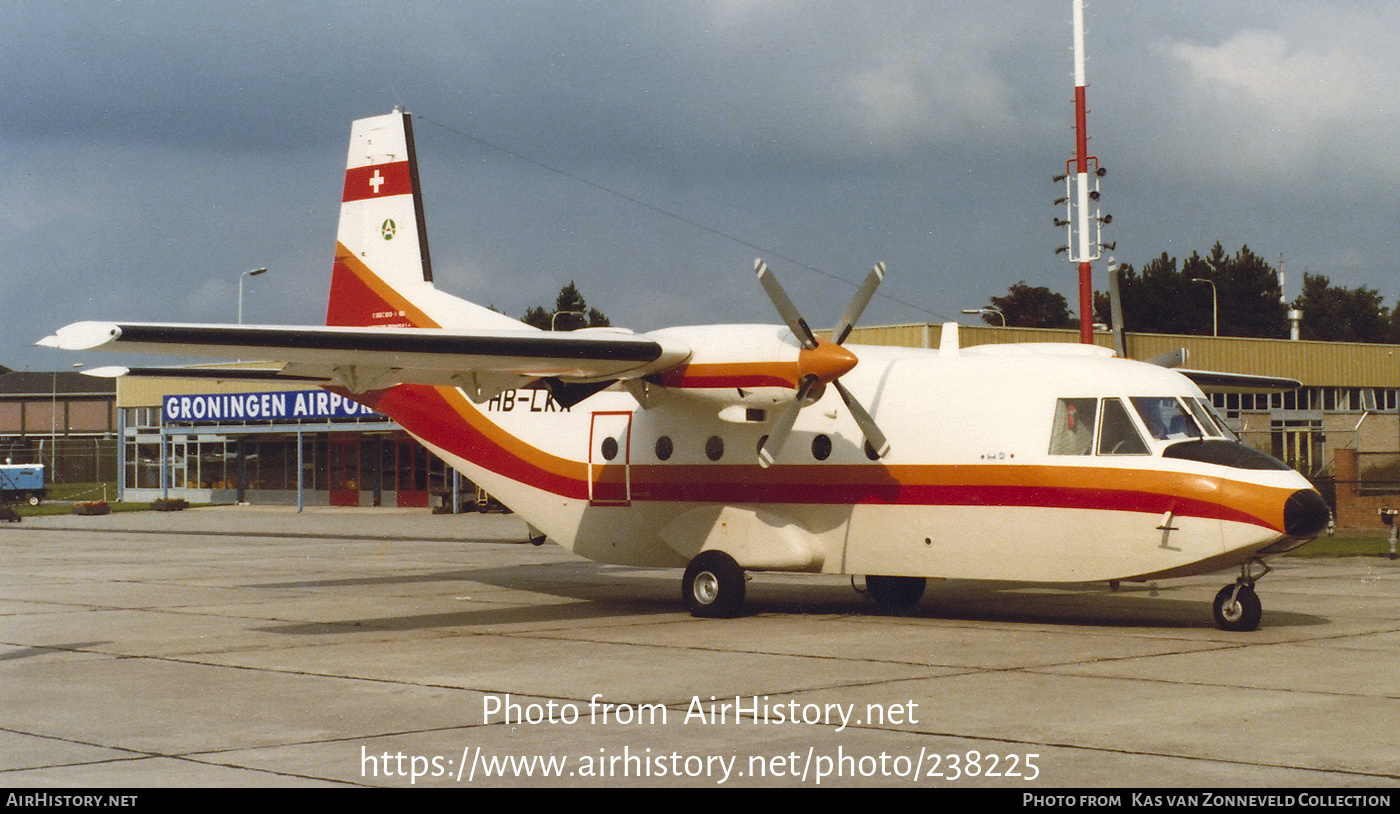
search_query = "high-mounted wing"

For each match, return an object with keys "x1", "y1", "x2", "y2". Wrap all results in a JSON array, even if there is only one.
[
  {"x1": 39, "y1": 321, "x2": 690, "y2": 401},
  {"x1": 1177, "y1": 369, "x2": 1300, "y2": 394},
  {"x1": 1141, "y1": 346, "x2": 1300, "y2": 393}
]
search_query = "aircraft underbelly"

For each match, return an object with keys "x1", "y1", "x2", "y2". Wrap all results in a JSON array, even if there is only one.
[{"x1": 843, "y1": 504, "x2": 1228, "y2": 583}]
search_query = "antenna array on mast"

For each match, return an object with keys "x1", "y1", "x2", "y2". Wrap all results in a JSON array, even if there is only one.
[{"x1": 1055, "y1": 0, "x2": 1112, "y2": 344}]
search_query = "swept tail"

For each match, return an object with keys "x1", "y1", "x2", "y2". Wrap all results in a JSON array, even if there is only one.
[{"x1": 327, "y1": 110, "x2": 524, "y2": 333}]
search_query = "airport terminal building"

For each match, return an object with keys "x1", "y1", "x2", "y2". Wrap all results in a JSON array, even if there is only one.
[{"x1": 115, "y1": 373, "x2": 456, "y2": 509}]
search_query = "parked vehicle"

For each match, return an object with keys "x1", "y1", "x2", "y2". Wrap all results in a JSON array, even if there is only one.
[{"x1": 0, "y1": 464, "x2": 45, "y2": 505}]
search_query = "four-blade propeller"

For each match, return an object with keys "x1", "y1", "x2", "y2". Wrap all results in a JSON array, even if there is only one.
[{"x1": 754, "y1": 259, "x2": 890, "y2": 468}]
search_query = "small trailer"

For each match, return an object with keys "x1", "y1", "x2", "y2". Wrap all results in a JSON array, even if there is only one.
[{"x1": 0, "y1": 464, "x2": 45, "y2": 505}]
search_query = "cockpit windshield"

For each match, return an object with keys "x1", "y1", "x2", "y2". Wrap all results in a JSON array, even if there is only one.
[
  {"x1": 1049, "y1": 395, "x2": 1272, "y2": 470},
  {"x1": 1050, "y1": 395, "x2": 1235, "y2": 457},
  {"x1": 1131, "y1": 397, "x2": 1203, "y2": 442},
  {"x1": 1191, "y1": 397, "x2": 1238, "y2": 441}
]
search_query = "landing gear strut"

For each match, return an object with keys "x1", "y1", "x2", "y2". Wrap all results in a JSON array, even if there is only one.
[{"x1": 1212, "y1": 559, "x2": 1270, "y2": 632}]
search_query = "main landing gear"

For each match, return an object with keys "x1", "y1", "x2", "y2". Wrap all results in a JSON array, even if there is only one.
[
  {"x1": 682, "y1": 551, "x2": 747, "y2": 618},
  {"x1": 1212, "y1": 559, "x2": 1270, "y2": 632}
]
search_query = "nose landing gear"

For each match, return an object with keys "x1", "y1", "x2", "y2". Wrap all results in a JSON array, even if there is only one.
[{"x1": 1212, "y1": 559, "x2": 1270, "y2": 632}]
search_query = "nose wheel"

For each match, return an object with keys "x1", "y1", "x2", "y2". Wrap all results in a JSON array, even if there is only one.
[{"x1": 1212, "y1": 560, "x2": 1269, "y2": 631}]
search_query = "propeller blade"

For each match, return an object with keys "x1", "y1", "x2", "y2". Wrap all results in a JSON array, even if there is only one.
[
  {"x1": 758, "y1": 375, "x2": 817, "y2": 468},
  {"x1": 755, "y1": 259, "x2": 817, "y2": 350},
  {"x1": 834, "y1": 380, "x2": 890, "y2": 459},
  {"x1": 833, "y1": 262, "x2": 885, "y2": 345}
]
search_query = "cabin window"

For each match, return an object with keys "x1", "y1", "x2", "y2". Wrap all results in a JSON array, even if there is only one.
[
  {"x1": 1131, "y1": 397, "x2": 1203, "y2": 442},
  {"x1": 705, "y1": 435, "x2": 725, "y2": 461},
  {"x1": 1049, "y1": 398, "x2": 1097, "y2": 455},
  {"x1": 600, "y1": 437, "x2": 619, "y2": 461},
  {"x1": 655, "y1": 436, "x2": 673, "y2": 461},
  {"x1": 1098, "y1": 398, "x2": 1150, "y2": 455},
  {"x1": 811, "y1": 434, "x2": 832, "y2": 461}
]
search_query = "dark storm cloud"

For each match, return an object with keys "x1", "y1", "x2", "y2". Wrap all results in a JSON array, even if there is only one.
[{"x1": 7, "y1": 2, "x2": 1400, "y2": 370}]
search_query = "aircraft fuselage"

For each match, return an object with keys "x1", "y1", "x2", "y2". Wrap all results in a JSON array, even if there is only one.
[{"x1": 364, "y1": 339, "x2": 1324, "y2": 586}]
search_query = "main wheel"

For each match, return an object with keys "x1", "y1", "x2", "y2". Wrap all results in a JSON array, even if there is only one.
[
  {"x1": 1213, "y1": 584, "x2": 1262, "y2": 632},
  {"x1": 682, "y1": 551, "x2": 746, "y2": 618},
  {"x1": 865, "y1": 575, "x2": 926, "y2": 609}
]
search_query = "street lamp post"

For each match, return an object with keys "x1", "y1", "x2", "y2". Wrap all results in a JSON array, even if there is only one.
[
  {"x1": 238, "y1": 267, "x2": 268, "y2": 324},
  {"x1": 1191, "y1": 278, "x2": 1218, "y2": 337},
  {"x1": 51, "y1": 363, "x2": 82, "y2": 478},
  {"x1": 961, "y1": 307, "x2": 1006, "y2": 326},
  {"x1": 551, "y1": 310, "x2": 586, "y2": 331}
]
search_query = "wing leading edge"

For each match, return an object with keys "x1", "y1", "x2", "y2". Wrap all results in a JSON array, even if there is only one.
[
  {"x1": 39, "y1": 321, "x2": 691, "y2": 400},
  {"x1": 1177, "y1": 368, "x2": 1301, "y2": 394}
]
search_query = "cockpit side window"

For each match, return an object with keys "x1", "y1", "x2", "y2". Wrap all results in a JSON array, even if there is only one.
[
  {"x1": 1098, "y1": 398, "x2": 1150, "y2": 455},
  {"x1": 1049, "y1": 398, "x2": 1096, "y2": 455},
  {"x1": 1131, "y1": 396, "x2": 1203, "y2": 441}
]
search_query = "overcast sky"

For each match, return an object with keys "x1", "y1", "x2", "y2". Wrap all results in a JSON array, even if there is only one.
[{"x1": 8, "y1": 1, "x2": 1399, "y2": 371}]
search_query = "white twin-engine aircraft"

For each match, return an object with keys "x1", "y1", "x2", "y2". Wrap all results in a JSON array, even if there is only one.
[{"x1": 42, "y1": 110, "x2": 1330, "y2": 631}]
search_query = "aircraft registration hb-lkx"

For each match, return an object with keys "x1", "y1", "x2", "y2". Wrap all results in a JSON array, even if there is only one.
[{"x1": 42, "y1": 110, "x2": 1330, "y2": 631}]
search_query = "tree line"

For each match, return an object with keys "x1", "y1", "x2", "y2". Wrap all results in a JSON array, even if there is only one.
[
  {"x1": 979, "y1": 243, "x2": 1399, "y2": 343},
  {"x1": 518, "y1": 281, "x2": 611, "y2": 331}
]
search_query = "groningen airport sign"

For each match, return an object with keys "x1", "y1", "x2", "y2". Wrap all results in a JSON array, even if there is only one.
[{"x1": 162, "y1": 390, "x2": 384, "y2": 423}]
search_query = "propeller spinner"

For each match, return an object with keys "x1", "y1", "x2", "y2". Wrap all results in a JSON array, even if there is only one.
[{"x1": 754, "y1": 259, "x2": 890, "y2": 468}]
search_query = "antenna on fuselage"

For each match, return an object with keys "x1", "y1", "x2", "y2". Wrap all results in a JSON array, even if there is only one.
[{"x1": 938, "y1": 322, "x2": 961, "y2": 357}]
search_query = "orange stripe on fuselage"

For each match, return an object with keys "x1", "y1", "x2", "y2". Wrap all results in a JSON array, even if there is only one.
[
  {"x1": 360, "y1": 382, "x2": 1292, "y2": 533},
  {"x1": 652, "y1": 361, "x2": 800, "y2": 390}
]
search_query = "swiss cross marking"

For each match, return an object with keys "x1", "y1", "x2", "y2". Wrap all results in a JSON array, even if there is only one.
[{"x1": 369, "y1": 169, "x2": 385, "y2": 194}]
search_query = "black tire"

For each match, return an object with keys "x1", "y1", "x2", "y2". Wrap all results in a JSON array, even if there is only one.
[
  {"x1": 1213, "y1": 584, "x2": 1262, "y2": 632},
  {"x1": 682, "y1": 551, "x2": 746, "y2": 618},
  {"x1": 865, "y1": 575, "x2": 926, "y2": 609}
]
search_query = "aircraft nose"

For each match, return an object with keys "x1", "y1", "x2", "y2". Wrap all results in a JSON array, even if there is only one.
[{"x1": 1283, "y1": 489, "x2": 1330, "y2": 539}]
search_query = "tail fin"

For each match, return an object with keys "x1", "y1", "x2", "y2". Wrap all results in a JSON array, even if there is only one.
[{"x1": 327, "y1": 110, "x2": 523, "y2": 332}]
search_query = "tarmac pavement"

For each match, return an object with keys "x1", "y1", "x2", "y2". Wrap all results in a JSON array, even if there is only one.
[{"x1": 1, "y1": 505, "x2": 1397, "y2": 788}]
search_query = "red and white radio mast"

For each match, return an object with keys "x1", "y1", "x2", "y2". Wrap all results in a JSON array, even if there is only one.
[{"x1": 1057, "y1": 0, "x2": 1110, "y2": 344}]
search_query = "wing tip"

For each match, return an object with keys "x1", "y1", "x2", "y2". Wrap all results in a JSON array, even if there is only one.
[{"x1": 37, "y1": 321, "x2": 121, "y2": 351}]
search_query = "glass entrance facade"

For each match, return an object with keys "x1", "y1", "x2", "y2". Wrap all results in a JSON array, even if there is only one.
[{"x1": 121, "y1": 404, "x2": 450, "y2": 507}]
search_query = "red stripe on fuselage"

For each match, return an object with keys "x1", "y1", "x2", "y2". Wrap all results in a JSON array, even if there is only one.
[
  {"x1": 325, "y1": 243, "x2": 439, "y2": 329},
  {"x1": 343, "y1": 161, "x2": 413, "y2": 202},
  {"x1": 355, "y1": 383, "x2": 1283, "y2": 531},
  {"x1": 366, "y1": 384, "x2": 589, "y2": 500}
]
